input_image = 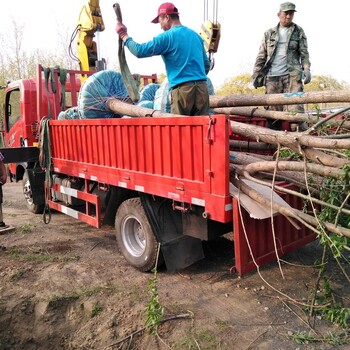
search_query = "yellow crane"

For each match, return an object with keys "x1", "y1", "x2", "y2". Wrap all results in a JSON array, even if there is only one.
[{"x1": 70, "y1": 0, "x2": 106, "y2": 82}]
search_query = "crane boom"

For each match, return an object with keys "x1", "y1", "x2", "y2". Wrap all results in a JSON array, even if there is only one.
[{"x1": 76, "y1": 0, "x2": 106, "y2": 81}]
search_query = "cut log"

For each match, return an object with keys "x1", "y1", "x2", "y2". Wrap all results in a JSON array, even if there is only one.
[
  {"x1": 215, "y1": 107, "x2": 350, "y2": 129},
  {"x1": 106, "y1": 98, "x2": 182, "y2": 118},
  {"x1": 230, "y1": 121, "x2": 350, "y2": 150},
  {"x1": 210, "y1": 91, "x2": 350, "y2": 108}
]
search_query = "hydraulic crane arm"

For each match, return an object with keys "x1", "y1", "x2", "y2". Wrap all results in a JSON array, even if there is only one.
[
  {"x1": 199, "y1": 0, "x2": 221, "y2": 70},
  {"x1": 76, "y1": 0, "x2": 106, "y2": 80}
]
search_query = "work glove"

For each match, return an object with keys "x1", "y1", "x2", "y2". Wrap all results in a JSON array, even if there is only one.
[
  {"x1": 252, "y1": 74, "x2": 265, "y2": 89},
  {"x1": 116, "y1": 22, "x2": 128, "y2": 39},
  {"x1": 303, "y1": 69, "x2": 311, "y2": 84},
  {"x1": 253, "y1": 79, "x2": 260, "y2": 89}
]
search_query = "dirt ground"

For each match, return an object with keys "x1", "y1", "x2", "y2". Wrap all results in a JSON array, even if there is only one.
[{"x1": 0, "y1": 181, "x2": 349, "y2": 350}]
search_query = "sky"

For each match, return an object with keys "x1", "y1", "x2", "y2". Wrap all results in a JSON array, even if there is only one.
[{"x1": 1, "y1": 0, "x2": 350, "y2": 90}]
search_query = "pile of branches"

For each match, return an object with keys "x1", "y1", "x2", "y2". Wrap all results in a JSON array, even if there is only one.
[
  {"x1": 106, "y1": 90, "x2": 350, "y2": 257},
  {"x1": 212, "y1": 90, "x2": 350, "y2": 259}
]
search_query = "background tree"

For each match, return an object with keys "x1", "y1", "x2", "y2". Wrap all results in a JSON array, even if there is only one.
[
  {"x1": 216, "y1": 73, "x2": 264, "y2": 95},
  {"x1": 304, "y1": 74, "x2": 349, "y2": 92}
]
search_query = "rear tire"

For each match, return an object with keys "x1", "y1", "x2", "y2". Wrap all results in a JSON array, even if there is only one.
[
  {"x1": 22, "y1": 171, "x2": 44, "y2": 214},
  {"x1": 115, "y1": 198, "x2": 159, "y2": 272}
]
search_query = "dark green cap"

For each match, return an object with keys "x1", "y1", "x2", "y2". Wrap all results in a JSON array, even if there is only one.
[{"x1": 280, "y1": 2, "x2": 296, "y2": 12}]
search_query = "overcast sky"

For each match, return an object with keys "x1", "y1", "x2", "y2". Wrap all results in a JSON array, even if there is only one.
[{"x1": 1, "y1": 0, "x2": 350, "y2": 89}]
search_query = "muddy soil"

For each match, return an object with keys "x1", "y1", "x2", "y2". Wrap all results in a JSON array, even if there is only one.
[{"x1": 0, "y1": 181, "x2": 349, "y2": 350}]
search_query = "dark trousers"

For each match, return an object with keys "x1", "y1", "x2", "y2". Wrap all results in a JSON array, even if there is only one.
[
  {"x1": 265, "y1": 74, "x2": 304, "y2": 129},
  {"x1": 171, "y1": 81, "x2": 209, "y2": 116}
]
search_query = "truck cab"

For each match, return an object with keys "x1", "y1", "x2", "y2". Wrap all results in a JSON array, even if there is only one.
[
  {"x1": 4, "y1": 78, "x2": 40, "y2": 180},
  {"x1": 2, "y1": 67, "x2": 84, "y2": 182}
]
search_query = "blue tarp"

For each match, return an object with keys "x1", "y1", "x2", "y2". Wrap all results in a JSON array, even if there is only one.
[
  {"x1": 78, "y1": 70, "x2": 129, "y2": 119},
  {"x1": 136, "y1": 83, "x2": 160, "y2": 110}
]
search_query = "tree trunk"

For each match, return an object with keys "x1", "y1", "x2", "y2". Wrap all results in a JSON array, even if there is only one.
[
  {"x1": 230, "y1": 121, "x2": 350, "y2": 150},
  {"x1": 215, "y1": 106, "x2": 350, "y2": 129},
  {"x1": 106, "y1": 98, "x2": 183, "y2": 118},
  {"x1": 210, "y1": 90, "x2": 350, "y2": 108}
]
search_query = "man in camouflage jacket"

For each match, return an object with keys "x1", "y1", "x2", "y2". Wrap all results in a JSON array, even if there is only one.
[{"x1": 252, "y1": 2, "x2": 311, "y2": 129}]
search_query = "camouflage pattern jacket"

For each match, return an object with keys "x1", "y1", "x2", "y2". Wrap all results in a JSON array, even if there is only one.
[{"x1": 252, "y1": 23, "x2": 311, "y2": 87}]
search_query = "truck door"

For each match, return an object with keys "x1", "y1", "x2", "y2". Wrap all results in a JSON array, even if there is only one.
[{"x1": 4, "y1": 87, "x2": 22, "y2": 148}]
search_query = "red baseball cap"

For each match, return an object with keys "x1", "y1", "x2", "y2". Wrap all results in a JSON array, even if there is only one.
[{"x1": 151, "y1": 3, "x2": 179, "y2": 23}]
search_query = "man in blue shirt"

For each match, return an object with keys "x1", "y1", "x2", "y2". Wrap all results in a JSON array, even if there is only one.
[{"x1": 116, "y1": 2, "x2": 210, "y2": 116}]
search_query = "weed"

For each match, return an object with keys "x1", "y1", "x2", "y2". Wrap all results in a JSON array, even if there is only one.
[
  {"x1": 288, "y1": 330, "x2": 317, "y2": 344},
  {"x1": 144, "y1": 244, "x2": 164, "y2": 335},
  {"x1": 173, "y1": 329, "x2": 221, "y2": 349},
  {"x1": 7, "y1": 246, "x2": 56, "y2": 262},
  {"x1": 173, "y1": 333, "x2": 199, "y2": 350},
  {"x1": 9, "y1": 268, "x2": 26, "y2": 281},
  {"x1": 8, "y1": 246, "x2": 23, "y2": 259},
  {"x1": 215, "y1": 319, "x2": 228, "y2": 328},
  {"x1": 104, "y1": 281, "x2": 122, "y2": 295},
  {"x1": 197, "y1": 329, "x2": 221, "y2": 348},
  {"x1": 310, "y1": 278, "x2": 350, "y2": 328},
  {"x1": 320, "y1": 304, "x2": 350, "y2": 328},
  {"x1": 24, "y1": 253, "x2": 56, "y2": 262},
  {"x1": 91, "y1": 301, "x2": 103, "y2": 318},
  {"x1": 279, "y1": 148, "x2": 300, "y2": 160},
  {"x1": 17, "y1": 224, "x2": 33, "y2": 234},
  {"x1": 324, "y1": 331, "x2": 350, "y2": 346},
  {"x1": 80, "y1": 286, "x2": 103, "y2": 297},
  {"x1": 62, "y1": 252, "x2": 80, "y2": 262},
  {"x1": 288, "y1": 330, "x2": 350, "y2": 346},
  {"x1": 318, "y1": 171, "x2": 350, "y2": 258}
]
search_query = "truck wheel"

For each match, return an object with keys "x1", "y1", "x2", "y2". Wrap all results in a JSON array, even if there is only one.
[
  {"x1": 22, "y1": 171, "x2": 44, "y2": 214},
  {"x1": 115, "y1": 198, "x2": 159, "y2": 272}
]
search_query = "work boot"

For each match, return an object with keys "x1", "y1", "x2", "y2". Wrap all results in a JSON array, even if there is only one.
[{"x1": 0, "y1": 221, "x2": 9, "y2": 229}]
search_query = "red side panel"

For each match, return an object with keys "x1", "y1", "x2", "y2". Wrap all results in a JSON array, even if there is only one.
[
  {"x1": 49, "y1": 115, "x2": 232, "y2": 223},
  {"x1": 232, "y1": 183, "x2": 316, "y2": 276}
]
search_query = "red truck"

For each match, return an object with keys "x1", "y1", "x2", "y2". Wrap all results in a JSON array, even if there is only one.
[{"x1": 1, "y1": 65, "x2": 315, "y2": 275}]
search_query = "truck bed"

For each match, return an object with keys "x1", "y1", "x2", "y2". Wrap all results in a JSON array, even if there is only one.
[{"x1": 49, "y1": 114, "x2": 232, "y2": 223}]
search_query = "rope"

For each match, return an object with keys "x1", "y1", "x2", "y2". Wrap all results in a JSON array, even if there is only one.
[
  {"x1": 58, "y1": 67, "x2": 67, "y2": 111},
  {"x1": 39, "y1": 117, "x2": 52, "y2": 224},
  {"x1": 113, "y1": 3, "x2": 140, "y2": 102}
]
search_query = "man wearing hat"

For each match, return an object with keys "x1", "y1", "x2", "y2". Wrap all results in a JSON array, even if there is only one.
[
  {"x1": 252, "y1": 2, "x2": 311, "y2": 129},
  {"x1": 116, "y1": 2, "x2": 211, "y2": 116}
]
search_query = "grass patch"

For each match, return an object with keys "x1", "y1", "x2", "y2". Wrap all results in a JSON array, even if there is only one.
[
  {"x1": 288, "y1": 330, "x2": 350, "y2": 346},
  {"x1": 91, "y1": 301, "x2": 103, "y2": 318},
  {"x1": 7, "y1": 246, "x2": 56, "y2": 262},
  {"x1": 62, "y1": 252, "x2": 80, "y2": 262},
  {"x1": 9, "y1": 268, "x2": 27, "y2": 281},
  {"x1": 79, "y1": 286, "x2": 104, "y2": 297},
  {"x1": 173, "y1": 329, "x2": 221, "y2": 350},
  {"x1": 16, "y1": 224, "x2": 33, "y2": 234}
]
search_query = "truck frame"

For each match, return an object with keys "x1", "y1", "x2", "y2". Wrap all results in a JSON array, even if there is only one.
[{"x1": 1, "y1": 65, "x2": 316, "y2": 275}]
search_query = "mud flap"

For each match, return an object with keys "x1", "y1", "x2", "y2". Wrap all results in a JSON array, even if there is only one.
[
  {"x1": 26, "y1": 168, "x2": 45, "y2": 206},
  {"x1": 140, "y1": 194, "x2": 204, "y2": 272}
]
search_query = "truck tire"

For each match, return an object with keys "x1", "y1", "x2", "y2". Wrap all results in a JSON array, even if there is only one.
[
  {"x1": 22, "y1": 171, "x2": 44, "y2": 214},
  {"x1": 115, "y1": 198, "x2": 159, "y2": 272}
]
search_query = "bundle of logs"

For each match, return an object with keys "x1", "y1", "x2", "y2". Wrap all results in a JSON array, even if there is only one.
[
  {"x1": 211, "y1": 91, "x2": 350, "y2": 248},
  {"x1": 106, "y1": 90, "x2": 350, "y2": 251}
]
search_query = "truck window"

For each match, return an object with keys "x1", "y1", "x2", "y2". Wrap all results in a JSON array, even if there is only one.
[{"x1": 6, "y1": 89, "x2": 21, "y2": 131}]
